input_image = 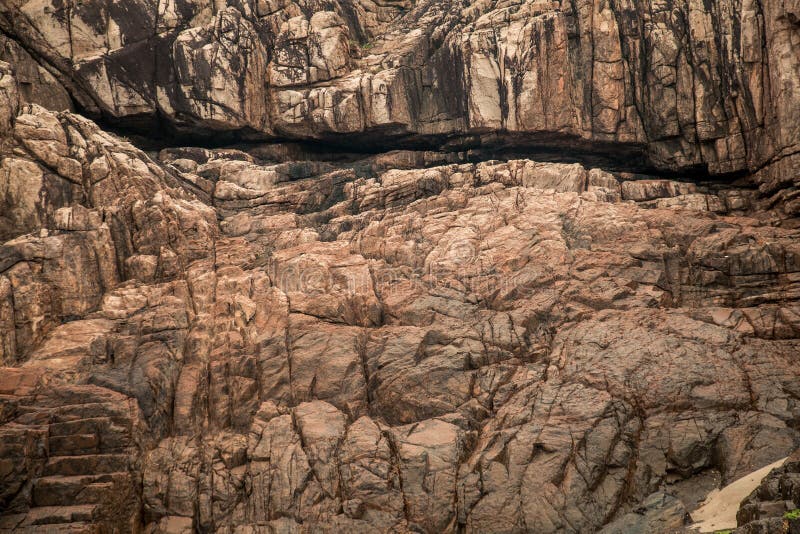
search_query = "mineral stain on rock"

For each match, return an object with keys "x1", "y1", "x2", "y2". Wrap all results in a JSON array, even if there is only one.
[{"x1": 0, "y1": 0, "x2": 798, "y2": 532}]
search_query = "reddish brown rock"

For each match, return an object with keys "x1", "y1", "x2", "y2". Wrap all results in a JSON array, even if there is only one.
[{"x1": 0, "y1": 10, "x2": 797, "y2": 534}]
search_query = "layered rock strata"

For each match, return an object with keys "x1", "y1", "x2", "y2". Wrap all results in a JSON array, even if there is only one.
[
  {"x1": 0, "y1": 0, "x2": 799, "y2": 181},
  {"x1": 0, "y1": 58, "x2": 798, "y2": 530},
  {"x1": 0, "y1": 0, "x2": 798, "y2": 531}
]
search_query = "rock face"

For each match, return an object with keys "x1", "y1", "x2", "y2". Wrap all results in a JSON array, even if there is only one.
[
  {"x1": 0, "y1": 1, "x2": 798, "y2": 532},
  {"x1": 1, "y1": 0, "x2": 800, "y2": 178},
  {"x1": 735, "y1": 451, "x2": 800, "y2": 533}
]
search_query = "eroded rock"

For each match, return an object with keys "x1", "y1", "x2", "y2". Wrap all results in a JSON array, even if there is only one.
[{"x1": 0, "y1": 11, "x2": 797, "y2": 534}]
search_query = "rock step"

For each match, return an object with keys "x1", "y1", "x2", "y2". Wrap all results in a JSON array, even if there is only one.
[
  {"x1": 19, "y1": 402, "x2": 132, "y2": 423},
  {"x1": 0, "y1": 513, "x2": 26, "y2": 531},
  {"x1": 20, "y1": 505, "x2": 98, "y2": 526},
  {"x1": 15, "y1": 522, "x2": 99, "y2": 533},
  {"x1": 51, "y1": 406, "x2": 130, "y2": 423},
  {"x1": 48, "y1": 416, "x2": 130, "y2": 437},
  {"x1": 737, "y1": 499, "x2": 798, "y2": 525},
  {"x1": 43, "y1": 454, "x2": 129, "y2": 476},
  {"x1": 47, "y1": 433, "x2": 131, "y2": 456},
  {"x1": 32, "y1": 472, "x2": 130, "y2": 507},
  {"x1": 24, "y1": 385, "x2": 129, "y2": 410},
  {"x1": 0, "y1": 427, "x2": 46, "y2": 458}
]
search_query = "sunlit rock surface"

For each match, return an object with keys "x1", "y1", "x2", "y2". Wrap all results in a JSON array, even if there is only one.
[{"x1": 0, "y1": 0, "x2": 798, "y2": 531}]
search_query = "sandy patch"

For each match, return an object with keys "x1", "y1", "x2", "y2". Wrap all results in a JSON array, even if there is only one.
[{"x1": 690, "y1": 457, "x2": 788, "y2": 532}]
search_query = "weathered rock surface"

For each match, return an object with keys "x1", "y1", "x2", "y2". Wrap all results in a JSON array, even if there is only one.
[
  {"x1": 735, "y1": 451, "x2": 800, "y2": 533},
  {"x1": 0, "y1": 2, "x2": 798, "y2": 532},
  {"x1": 1, "y1": 0, "x2": 800, "y2": 182}
]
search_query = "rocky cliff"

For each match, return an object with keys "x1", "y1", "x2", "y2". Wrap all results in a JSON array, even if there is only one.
[
  {"x1": 0, "y1": 0, "x2": 799, "y2": 532},
  {"x1": 3, "y1": 0, "x2": 800, "y2": 176}
]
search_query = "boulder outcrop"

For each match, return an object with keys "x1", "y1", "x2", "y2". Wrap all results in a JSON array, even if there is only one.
[
  {"x1": 1, "y1": 0, "x2": 799, "y2": 180},
  {"x1": 0, "y1": 1, "x2": 798, "y2": 532}
]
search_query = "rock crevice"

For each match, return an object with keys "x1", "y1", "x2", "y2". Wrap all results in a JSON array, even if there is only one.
[{"x1": 0, "y1": 0, "x2": 797, "y2": 531}]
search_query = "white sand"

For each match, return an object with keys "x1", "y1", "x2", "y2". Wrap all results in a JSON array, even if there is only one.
[{"x1": 690, "y1": 457, "x2": 788, "y2": 532}]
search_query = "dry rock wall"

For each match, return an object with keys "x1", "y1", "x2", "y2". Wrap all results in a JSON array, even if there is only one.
[{"x1": 0, "y1": 0, "x2": 798, "y2": 531}]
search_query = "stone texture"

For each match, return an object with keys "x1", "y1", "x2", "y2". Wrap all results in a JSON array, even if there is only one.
[
  {"x1": 735, "y1": 451, "x2": 800, "y2": 534},
  {"x1": 0, "y1": 0, "x2": 799, "y2": 184},
  {"x1": 0, "y1": 91, "x2": 798, "y2": 531},
  {"x1": 0, "y1": 4, "x2": 797, "y2": 534}
]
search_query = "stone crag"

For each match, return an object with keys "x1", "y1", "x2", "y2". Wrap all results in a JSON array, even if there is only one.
[
  {"x1": 0, "y1": 0, "x2": 798, "y2": 532},
  {"x1": 2, "y1": 0, "x2": 799, "y2": 175}
]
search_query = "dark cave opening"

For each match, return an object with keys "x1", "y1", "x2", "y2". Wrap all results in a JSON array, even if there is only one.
[{"x1": 90, "y1": 113, "x2": 753, "y2": 187}]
